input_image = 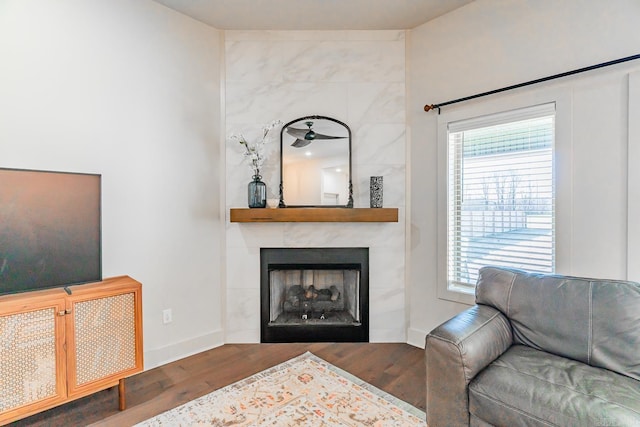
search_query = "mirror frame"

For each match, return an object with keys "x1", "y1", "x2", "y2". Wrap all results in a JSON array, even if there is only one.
[{"x1": 279, "y1": 115, "x2": 353, "y2": 208}]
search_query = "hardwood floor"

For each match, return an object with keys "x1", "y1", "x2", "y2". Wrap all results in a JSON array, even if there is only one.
[{"x1": 12, "y1": 343, "x2": 426, "y2": 426}]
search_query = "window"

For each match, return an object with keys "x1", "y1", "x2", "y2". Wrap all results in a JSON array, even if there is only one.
[{"x1": 446, "y1": 103, "x2": 555, "y2": 294}]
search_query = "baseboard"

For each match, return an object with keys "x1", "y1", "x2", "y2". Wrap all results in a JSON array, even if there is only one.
[
  {"x1": 144, "y1": 329, "x2": 225, "y2": 369},
  {"x1": 144, "y1": 328, "x2": 426, "y2": 368},
  {"x1": 407, "y1": 327, "x2": 427, "y2": 349}
]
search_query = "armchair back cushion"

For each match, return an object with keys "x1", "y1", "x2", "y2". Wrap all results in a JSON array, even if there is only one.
[{"x1": 475, "y1": 266, "x2": 640, "y2": 380}]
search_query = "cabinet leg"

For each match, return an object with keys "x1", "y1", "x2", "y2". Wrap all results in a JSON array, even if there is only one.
[{"x1": 118, "y1": 378, "x2": 126, "y2": 410}]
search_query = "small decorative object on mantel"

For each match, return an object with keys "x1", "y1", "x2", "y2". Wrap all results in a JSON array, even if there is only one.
[
  {"x1": 231, "y1": 120, "x2": 282, "y2": 208},
  {"x1": 248, "y1": 175, "x2": 266, "y2": 208},
  {"x1": 370, "y1": 176, "x2": 383, "y2": 208}
]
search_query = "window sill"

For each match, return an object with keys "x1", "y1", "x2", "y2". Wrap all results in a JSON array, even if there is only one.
[{"x1": 437, "y1": 283, "x2": 475, "y2": 306}]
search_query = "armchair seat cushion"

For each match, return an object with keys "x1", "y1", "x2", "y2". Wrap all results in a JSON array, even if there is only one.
[{"x1": 469, "y1": 345, "x2": 640, "y2": 427}]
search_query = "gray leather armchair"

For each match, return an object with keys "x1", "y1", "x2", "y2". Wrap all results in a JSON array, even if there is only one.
[{"x1": 425, "y1": 266, "x2": 640, "y2": 426}]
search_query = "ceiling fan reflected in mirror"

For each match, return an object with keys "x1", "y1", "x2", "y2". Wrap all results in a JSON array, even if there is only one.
[
  {"x1": 280, "y1": 115, "x2": 353, "y2": 208},
  {"x1": 286, "y1": 121, "x2": 346, "y2": 148}
]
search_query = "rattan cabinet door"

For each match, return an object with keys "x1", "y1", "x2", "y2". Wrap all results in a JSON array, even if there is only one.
[
  {"x1": 0, "y1": 295, "x2": 67, "y2": 424},
  {"x1": 65, "y1": 282, "x2": 143, "y2": 398}
]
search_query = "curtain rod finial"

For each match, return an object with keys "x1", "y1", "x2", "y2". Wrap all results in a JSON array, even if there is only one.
[{"x1": 424, "y1": 104, "x2": 436, "y2": 112}]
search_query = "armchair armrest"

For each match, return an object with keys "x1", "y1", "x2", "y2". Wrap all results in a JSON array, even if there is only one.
[{"x1": 425, "y1": 304, "x2": 513, "y2": 427}]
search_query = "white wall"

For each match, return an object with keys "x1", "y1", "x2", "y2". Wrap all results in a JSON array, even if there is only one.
[
  {"x1": 407, "y1": 0, "x2": 640, "y2": 347},
  {"x1": 0, "y1": 0, "x2": 224, "y2": 368},
  {"x1": 629, "y1": 71, "x2": 640, "y2": 281},
  {"x1": 224, "y1": 30, "x2": 408, "y2": 342}
]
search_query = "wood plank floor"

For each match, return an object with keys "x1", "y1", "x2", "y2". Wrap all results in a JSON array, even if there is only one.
[{"x1": 12, "y1": 343, "x2": 426, "y2": 426}]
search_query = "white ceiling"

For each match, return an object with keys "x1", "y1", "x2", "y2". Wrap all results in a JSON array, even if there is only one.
[{"x1": 152, "y1": 0, "x2": 474, "y2": 30}]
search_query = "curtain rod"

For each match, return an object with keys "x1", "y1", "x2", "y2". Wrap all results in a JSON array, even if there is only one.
[{"x1": 424, "y1": 53, "x2": 640, "y2": 114}]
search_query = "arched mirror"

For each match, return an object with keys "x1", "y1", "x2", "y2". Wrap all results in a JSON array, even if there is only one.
[{"x1": 279, "y1": 115, "x2": 353, "y2": 208}]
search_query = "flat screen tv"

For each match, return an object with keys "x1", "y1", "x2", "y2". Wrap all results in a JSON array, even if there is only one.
[{"x1": 0, "y1": 168, "x2": 101, "y2": 295}]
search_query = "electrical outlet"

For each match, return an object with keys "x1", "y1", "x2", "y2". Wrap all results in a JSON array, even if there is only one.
[{"x1": 163, "y1": 308, "x2": 172, "y2": 324}]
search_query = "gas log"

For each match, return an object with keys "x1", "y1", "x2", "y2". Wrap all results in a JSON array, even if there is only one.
[{"x1": 284, "y1": 284, "x2": 342, "y2": 312}]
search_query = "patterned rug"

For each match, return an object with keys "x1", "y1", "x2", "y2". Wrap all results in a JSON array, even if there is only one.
[{"x1": 135, "y1": 351, "x2": 426, "y2": 426}]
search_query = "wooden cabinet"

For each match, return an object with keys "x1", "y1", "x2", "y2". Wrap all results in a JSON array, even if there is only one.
[
  {"x1": 0, "y1": 291, "x2": 68, "y2": 423},
  {"x1": 0, "y1": 276, "x2": 143, "y2": 425}
]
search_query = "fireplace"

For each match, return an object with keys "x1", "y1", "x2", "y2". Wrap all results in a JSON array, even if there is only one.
[{"x1": 260, "y1": 247, "x2": 369, "y2": 343}]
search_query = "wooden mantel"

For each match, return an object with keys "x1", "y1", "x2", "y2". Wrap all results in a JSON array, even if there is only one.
[{"x1": 230, "y1": 207, "x2": 398, "y2": 223}]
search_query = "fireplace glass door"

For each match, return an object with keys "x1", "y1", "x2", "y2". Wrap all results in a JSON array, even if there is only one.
[
  {"x1": 269, "y1": 269, "x2": 360, "y2": 326},
  {"x1": 260, "y1": 247, "x2": 368, "y2": 343}
]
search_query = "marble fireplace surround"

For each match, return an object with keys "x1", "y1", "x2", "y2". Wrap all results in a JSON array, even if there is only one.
[
  {"x1": 225, "y1": 219, "x2": 406, "y2": 343},
  {"x1": 224, "y1": 30, "x2": 407, "y2": 343}
]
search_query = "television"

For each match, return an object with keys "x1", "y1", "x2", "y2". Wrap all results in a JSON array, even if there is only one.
[{"x1": 0, "y1": 168, "x2": 102, "y2": 295}]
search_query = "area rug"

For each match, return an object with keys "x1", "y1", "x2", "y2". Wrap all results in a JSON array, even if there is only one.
[{"x1": 136, "y1": 351, "x2": 426, "y2": 426}]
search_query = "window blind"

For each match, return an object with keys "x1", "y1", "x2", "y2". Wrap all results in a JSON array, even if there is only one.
[{"x1": 447, "y1": 103, "x2": 555, "y2": 290}]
